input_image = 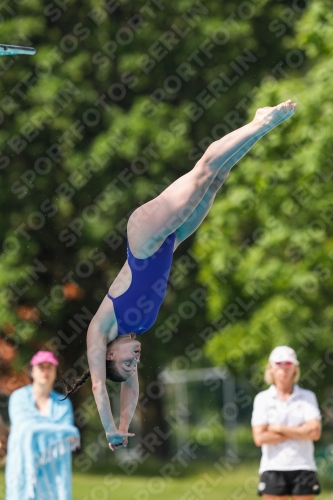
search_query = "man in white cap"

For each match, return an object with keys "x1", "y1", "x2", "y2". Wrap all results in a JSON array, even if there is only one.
[{"x1": 252, "y1": 346, "x2": 321, "y2": 499}]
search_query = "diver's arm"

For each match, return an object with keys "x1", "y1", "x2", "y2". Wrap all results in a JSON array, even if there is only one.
[
  {"x1": 119, "y1": 369, "x2": 139, "y2": 434},
  {"x1": 87, "y1": 322, "x2": 117, "y2": 434},
  {"x1": 87, "y1": 321, "x2": 135, "y2": 450}
]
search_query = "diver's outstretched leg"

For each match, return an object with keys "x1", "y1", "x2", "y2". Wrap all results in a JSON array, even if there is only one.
[
  {"x1": 128, "y1": 100, "x2": 296, "y2": 258},
  {"x1": 174, "y1": 123, "x2": 272, "y2": 245}
]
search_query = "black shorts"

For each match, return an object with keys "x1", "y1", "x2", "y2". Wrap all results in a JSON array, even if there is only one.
[{"x1": 258, "y1": 470, "x2": 321, "y2": 496}]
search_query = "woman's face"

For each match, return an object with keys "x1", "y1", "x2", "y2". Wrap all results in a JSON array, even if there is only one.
[
  {"x1": 31, "y1": 362, "x2": 57, "y2": 387},
  {"x1": 107, "y1": 336, "x2": 141, "y2": 379},
  {"x1": 270, "y1": 361, "x2": 296, "y2": 386}
]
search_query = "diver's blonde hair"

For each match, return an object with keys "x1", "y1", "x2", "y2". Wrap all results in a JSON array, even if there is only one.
[{"x1": 264, "y1": 363, "x2": 300, "y2": 385}]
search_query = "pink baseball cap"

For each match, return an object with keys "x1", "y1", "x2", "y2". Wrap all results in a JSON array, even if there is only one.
[{"x1": 30, "y1": 350, "x2": 59, "y2": 366}]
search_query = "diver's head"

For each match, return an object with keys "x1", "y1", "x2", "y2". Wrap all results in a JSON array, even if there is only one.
[
  {"x1": 106, "y1": 334, "x2": 141, "y2": 381},
  {"x1": 61, "y1": 334, "x2": 141, "y2": 399}
]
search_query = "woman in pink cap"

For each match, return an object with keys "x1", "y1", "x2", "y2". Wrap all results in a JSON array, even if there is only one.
[
  {"x1": 5, "y1": 351, "x2": 79, "y2": 500},
  {"x1": 252, "y1": 346, "x2": 322, "y2": 500},
  {"x1": 63, "y1": 101, "x2": 297, "y2": 451}
]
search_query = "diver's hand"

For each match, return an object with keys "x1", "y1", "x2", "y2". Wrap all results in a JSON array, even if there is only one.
[
  {"x1": 118, "y1": 425, "x2": 131, "y2": 448},
  {"x1": 106, "y1": 429, "x2": 135, "y2": 451}
]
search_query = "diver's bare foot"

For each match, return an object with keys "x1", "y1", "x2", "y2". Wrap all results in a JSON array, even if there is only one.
[{"x1": 254, "y1": 100, "x2": 297, "y2": 130}]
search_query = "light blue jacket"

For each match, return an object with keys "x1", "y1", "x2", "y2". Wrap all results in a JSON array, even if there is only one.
[{"x1": 5, "y1": 385, "x2": 80, "y2": 500}]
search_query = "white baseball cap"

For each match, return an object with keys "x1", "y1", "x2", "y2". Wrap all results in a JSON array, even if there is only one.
[{"x1": 269, "y1": 346, "x2": 299, "y2": 365}]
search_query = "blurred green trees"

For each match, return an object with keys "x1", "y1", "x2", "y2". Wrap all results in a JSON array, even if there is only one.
[{"x1": 197, "y1": 0, "x2": 333, "y2": 398}]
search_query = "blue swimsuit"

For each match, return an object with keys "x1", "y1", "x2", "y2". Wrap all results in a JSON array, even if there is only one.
[{"x1": 107, "y1": 232, "x2": 176, "y2": 335}]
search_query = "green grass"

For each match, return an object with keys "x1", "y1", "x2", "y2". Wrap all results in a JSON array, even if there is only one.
[{"x1": 1, "y1": 462, "x2": 333, "y2": 499}]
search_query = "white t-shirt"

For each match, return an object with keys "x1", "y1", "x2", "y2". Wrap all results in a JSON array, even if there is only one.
[{"x1": 251, "y1": 384, "x2": 321, "y2": 473}]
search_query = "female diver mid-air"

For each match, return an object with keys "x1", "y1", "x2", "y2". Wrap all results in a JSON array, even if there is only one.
[{"x1": 64, "y1": 100, "x2": 297, "y2": 450}]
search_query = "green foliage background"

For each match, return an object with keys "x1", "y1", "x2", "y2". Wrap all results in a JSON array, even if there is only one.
[
  {"x1": 1, "y1": 0, "x2": 331, "y2": 448},
  {"x1": 197, "y1": 0, "x2": 333, "y2": 395}
]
